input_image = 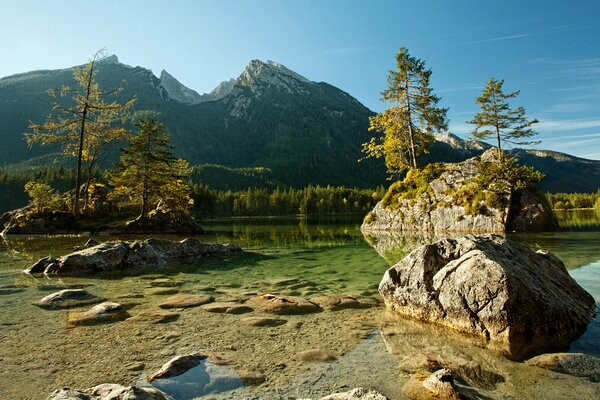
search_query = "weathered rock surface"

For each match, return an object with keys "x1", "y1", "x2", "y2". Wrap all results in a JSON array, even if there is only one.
[
  {"x1": 25, "y1": 238, "x2": 242, "y2": 275},
  {"x1": 526, "y1": 353, "x2": 600, "y2": 382},
  {"x1": 158, "y1": 294, "x2": 214, "y2": 309},
  {"x1": 311, "y1": 295, "x2": 379, "y2": 311},
  {"x1": 241, "y1": 316, "x2": 287, "y2": 327},
  {"x1": 47, "y1": 384, "x2": 172, "y2": 400},
  {"x1": 362, "y1": 151, "x2": 557, "y2": 233},
  {"x1": 379, "y1": 235, "x2": 596, "y2": 359},
  {"x1": 319, "y1": 387, "x2": 389, "y2": 400},
  {"x1": 147, "y1": 353, "x2": 208, "y2": 382},
  {"x1": 34, "y1": 289, "x2": 103, "y2": 309},
  {"x1": 294, "y1": 349, "x2": 337, "y2": 363},
  {"x1": 246, "y1": 294, "x2": 321, "y2": 315},
  {"x1": 201, "y1": 302, "x2": 253, "y2": 314},
  {"x1": 67, "y1": 302, "x2": 130, "y2": 325},
  {"x1": 402, "y1": 369, "x2": 462, "y2": 400},
  {"x1": 397, "y1": 352, "x2": 504, "y2": 390}
]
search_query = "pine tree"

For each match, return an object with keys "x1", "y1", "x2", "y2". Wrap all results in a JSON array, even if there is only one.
[
  {"x1": 468, "y1": 77, "x2": 539, "y2": 163},
  {"x1": 25, "y1": 49, "x2": 136, "y2": 216},
  {"x1": 362, "y1": 47, "x2": 448, "y2": 176},
  {"x1": 109, "y1": 117, "x2": 193, "y2": 219}
]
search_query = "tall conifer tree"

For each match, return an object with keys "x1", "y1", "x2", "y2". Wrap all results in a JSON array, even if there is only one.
[
  {"x1": 109, "y1": 117, "x2": 193, "y2": 219},
  {"x1": 25, "y1": 49, "x2": 136, "y2": 216},
  {"x1": 468, "y1": 77, "x2": 539, "y2": 163},
  {"x1": 362, "y1": 47, "x2": 448, "y2": 176}
]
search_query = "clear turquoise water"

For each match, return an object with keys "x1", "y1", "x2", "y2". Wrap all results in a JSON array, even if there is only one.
[{"x1": 0, "y1": 212, "x2": 599, "y2": 399}]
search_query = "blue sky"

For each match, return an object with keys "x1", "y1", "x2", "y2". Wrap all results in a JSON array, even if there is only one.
[{"x1": 2, "y1": 0, "x2": 600, "y2": 159}]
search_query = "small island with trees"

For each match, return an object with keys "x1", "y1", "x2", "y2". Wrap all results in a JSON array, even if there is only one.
[{"x1": 361, "y1": 47, "x2": 556, "y2": 233}]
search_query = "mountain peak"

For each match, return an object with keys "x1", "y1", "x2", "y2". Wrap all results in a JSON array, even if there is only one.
[
  {"x1": 159, "y1": 69, "x2": 204, "y2": 105},
  {"x1": 237, "y1": 59, "x2": 312, "y2": 90},
  {"x1": 99, "y1": 54, "x2": 119, "y2": 65}
]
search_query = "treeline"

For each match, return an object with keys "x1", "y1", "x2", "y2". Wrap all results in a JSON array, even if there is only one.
[
  {"x1": 0, "y1": 166, "x2": 385, "y2": 217},
  {"x1": 547, "y1": 191, "x2": 600, "y2": 209},
  {"x1": 193, "y1": 185, "x2": 385, "y2": 217}
]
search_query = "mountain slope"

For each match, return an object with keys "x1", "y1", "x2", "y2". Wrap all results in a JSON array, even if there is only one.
[{"x1": 1, "y1": 57, "x2": 600, "y2": 192}]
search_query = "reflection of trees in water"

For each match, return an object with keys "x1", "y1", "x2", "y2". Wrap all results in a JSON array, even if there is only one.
[
  {"x1": 508, "y1": 231, "x2": 600, "y2": 270},
  {"x1": 361, "y1": 230, "x2": 469, "y2": 266},
  {"x1": 209, "y1": 220, "x2": 366, "y2": 248},
  {"x1": 554, "y1": 209, "x2": 600, "y2": 229}
]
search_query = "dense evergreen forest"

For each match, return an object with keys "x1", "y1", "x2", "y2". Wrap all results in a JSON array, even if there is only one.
[{"x1": 0, "y1": 166, "x2": 385, "y2": 217}]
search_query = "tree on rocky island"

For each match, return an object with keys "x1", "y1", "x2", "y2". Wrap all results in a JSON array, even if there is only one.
[
  {"x1": 468, "y1": 77, "x2": 539, "y2": 163},
  {"x1": 24, "y1": 49, "x2": 136, "y2": 217},
  {"x1": 361, "y1": 47, "x2": 448, "y2": 177},
  {"x1": 109, "y1": 117, "x2": 193, "y2": 220},
  {"x1": 23, "y1": 181, "x2": 61, "y2": 214}
]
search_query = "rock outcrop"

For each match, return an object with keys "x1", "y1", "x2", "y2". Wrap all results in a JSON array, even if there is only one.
[
  {"x1": 47, "y1": 384, "x2": 172, "y2": 400},
  {"x1": 378, "y1": 235, "x2": 596, "y2": 359},
  {"x1": 67, "y1": 302, "x2": 130, "y2": 325},
  {"x1": 26, "y1": 238, "x2": 242, "y2": 276},
  {"x1": 362, "y1": 151, "x2": 557, "y2": 233},
  {"x1": 526, "y1": 353, "x2": 600, "y2": 382}
]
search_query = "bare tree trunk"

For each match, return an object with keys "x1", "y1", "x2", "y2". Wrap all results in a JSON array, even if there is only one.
[
  {"x1": 74, "y1": 60, "x2": 96, "y2": 218},
  {"x1": 495, "y1": 124, "x2": 504, "y2": 163},
  {"x1": 405, "y1": 78, "x2": 417, "y2": 169}
]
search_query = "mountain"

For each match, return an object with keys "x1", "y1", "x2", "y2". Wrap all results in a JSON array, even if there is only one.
[{"x1": 1, "y1": 56, "x2": 600, "y2": 192}]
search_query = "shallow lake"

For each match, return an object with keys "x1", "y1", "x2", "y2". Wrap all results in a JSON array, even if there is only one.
[{"x1": 0, "y1": 212, "x2": 599, "y2": 399}]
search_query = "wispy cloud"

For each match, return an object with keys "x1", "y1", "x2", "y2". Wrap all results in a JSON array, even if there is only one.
[
  {"x1": 462, "y1": 34, "x2": 530, "y2": 45},
  {"x1": 535, "y1": 118, "x2": 600, "y2": 132},
  {"x1": 540, "y1": 132, "x2": 600, "y2": 142},
  {"x1": 459, "y1": 22, "x2": 600, "y2": 46},
  {"x1": 541, "y1": 103, "x2": 596, "y2": 113},
  {"x1": 318, "y1": 46, "x2": 376, "y2": 56}
]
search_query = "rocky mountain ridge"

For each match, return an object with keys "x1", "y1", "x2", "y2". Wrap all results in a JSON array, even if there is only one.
[{"x1": 1, "y1": 56, "x2": 600, "y2": 192}]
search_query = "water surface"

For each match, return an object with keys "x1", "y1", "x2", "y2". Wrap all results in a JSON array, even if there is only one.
[{"x1": 0, "y1": 214, "x2": 598, "y2": 399}]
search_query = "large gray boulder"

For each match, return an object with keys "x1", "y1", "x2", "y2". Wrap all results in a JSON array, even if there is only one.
[
  {"x1": 26, "y1": 238, "x2": 242, "y2": 276},
  {"x1": 378, "y1": 235, "x2": 596, "y2": 359},
  {"x1": 362, "y1": 151, "x2": 557, "y2": 233},
  {"x1": 46, "y1": 384, "x2": 172, "y2": 400}
]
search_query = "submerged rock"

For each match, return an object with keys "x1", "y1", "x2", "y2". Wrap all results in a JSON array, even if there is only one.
[
  {"x1": 201, "y1": 302, "x2": 253, "y2": 314},
  {"x1": 379, "y1": 235, "x2": 596, "y2": 359},
  {"x1": 402, "y1": 369, "x2": 462, "y2": 400},
  {"x1": 320, "y1": 387, "x2": 389, "y2": 400},
  {"x1": 294, "y1": 349, "x2": 337, "y2": 363},
  {"x1": 311, "y1": 294, "x2": 379, "y2": 311},
  {"x1": 46, "y1": 384, "x2": 172, "y2": 400},
  {"x1": 67, "y1": 302, "x2": 130, "y2": 325},
  {"x1": 526, "y1": 353, "x2": 600, "y2": 382},
  {"x1": 33, "y1": 289, "x2": 103, "y2": 310},
  {"x1": 25, "y1": 238, "x2": 242, "y2": 276},
  {"x1": 158, "y1": 294, "x2": 214, "y2": 309},
  {"x1": 147, "y1": 353, "x2": 208, "y2": 382},
  {"x1": 241, "y1": 316, "x2": 287, "y2": 327},
  {"x1": 246, "y1": 294, "x2": 321, "y2": 315}
]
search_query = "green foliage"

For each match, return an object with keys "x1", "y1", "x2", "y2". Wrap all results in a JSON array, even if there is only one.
[
  {"x1": 109, "y1": 117, "x2": 193, "y2": 218},
  {"x1": 24, "y1": 49, "x2": 136, "y2": 216},
  {"x1": 362, "y1": 47, "x2": 448, "y2": 176},
  {"x1": 192, "y1": 184, "x2": 386, "y2": 218},
  {"x1": 380, "y1": 157, "x2": 545, "y2": 217},
  {"x1": 381, "y1": 163, "x2": 446, "y2": 207},
  {"x1": 547, "y1": 191, "x2": 600, "y2": 209},
  {"x1": 468, "y1": 77, "x2": 539, "y2": 161},
  {"x1": 23, "y1": 181, "x2": 61, "y2": 213}
]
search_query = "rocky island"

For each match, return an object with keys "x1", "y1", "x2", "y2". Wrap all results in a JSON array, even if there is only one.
[{"x1": 362, "y1": 150, "x2": 558, "y2": 233}]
